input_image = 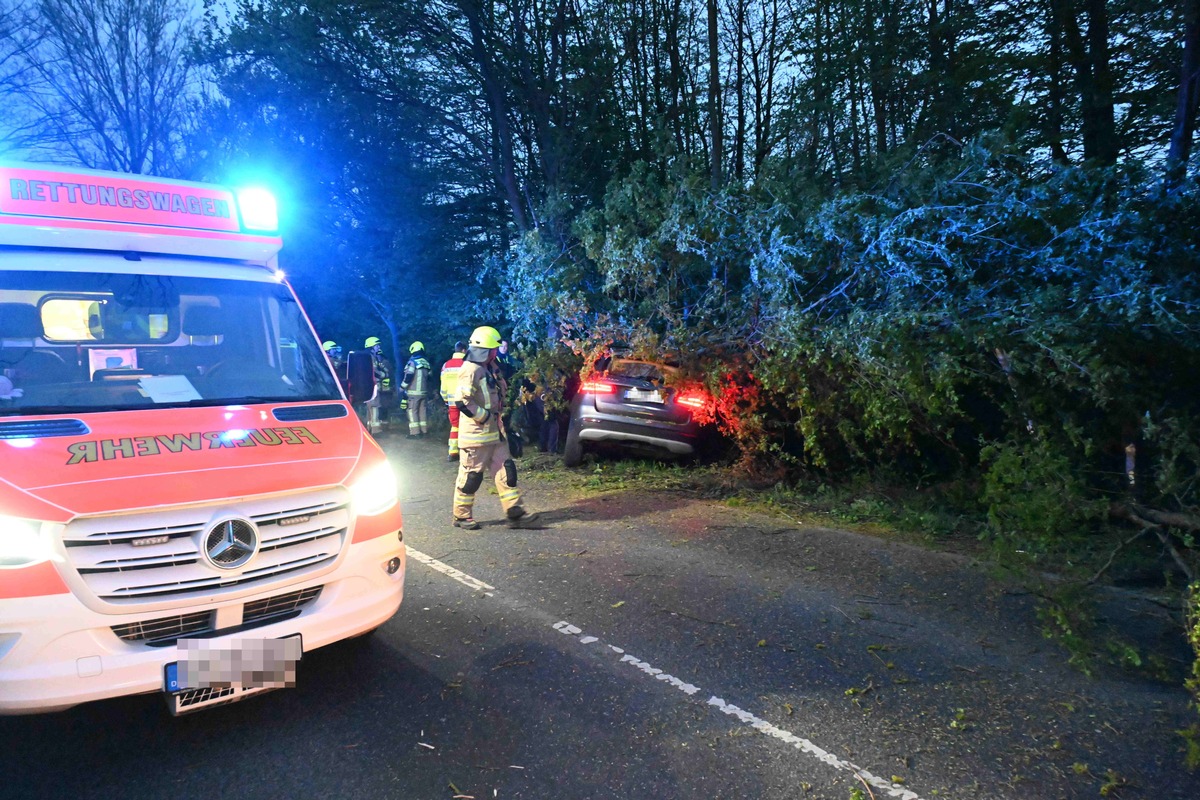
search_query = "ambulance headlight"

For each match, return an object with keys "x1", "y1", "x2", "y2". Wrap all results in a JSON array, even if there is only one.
[
  {"x1": 349, "y1": 462, "x2": 399, "y2": 517},
  {"x1": 235, "y1": 187, "x2": 279, "y2": 232},
  {"x1": 0, "y1": 516, "x2": 51, "y2": 567}
]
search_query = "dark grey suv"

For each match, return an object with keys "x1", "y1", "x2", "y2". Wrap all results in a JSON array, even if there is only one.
[{"x1": 562, "y1": 358, "x2": 711, "y2": 467}]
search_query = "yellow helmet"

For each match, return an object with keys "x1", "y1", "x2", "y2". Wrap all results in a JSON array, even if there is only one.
[
  {"x1": 365, "y1": 336, "x2": 381, "y2": 348},
  {"x1": 469, "y1": 326, "x2": 502, "y2": 349},
  {"x1": 409, "y1": 341, "x2": 424, "y2": 353},
  {"x1": 321, "y1": 340, "x2": 337, "y2": 351}
]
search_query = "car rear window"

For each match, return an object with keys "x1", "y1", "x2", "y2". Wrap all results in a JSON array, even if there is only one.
[{"x1": 608, "y1": 360, "x2": 667, "y2": 380}]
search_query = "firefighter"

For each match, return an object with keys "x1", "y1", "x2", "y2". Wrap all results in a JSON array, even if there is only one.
[
  {"x1": 452, "y1": 326, "x2": 538, "y2": 530},
  {"x1": 322, "y1": 340, "x2": 344, "y2": 374},
  {"x1": 440, "y1": 340, "x2": 467, "y2": 461},
  {"x1": 401, "y1": 340, "x2": 432, "y2": 439},
  {"x1": 322, "y1": 340, "x2": 346, "y2": 391},
  {"x1": 364, "y1": 336, "x2": 392, "y2": 435}
]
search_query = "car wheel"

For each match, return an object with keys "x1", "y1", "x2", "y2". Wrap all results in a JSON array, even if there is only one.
[{"x1": 563, "y1": 415, "x2": 584, "y2": 467}]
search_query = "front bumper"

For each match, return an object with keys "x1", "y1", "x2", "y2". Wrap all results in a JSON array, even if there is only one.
[{"x1": 0, "y1": 533, "x2": 404, "y2": 715}]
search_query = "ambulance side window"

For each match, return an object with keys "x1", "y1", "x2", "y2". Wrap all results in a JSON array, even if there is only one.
[
  {"x1": 40, "y1": 295, "x2": 175, "y2": 344},
  {"x1": 40, "y1": 298, "x2": 102, "y2": 341}
]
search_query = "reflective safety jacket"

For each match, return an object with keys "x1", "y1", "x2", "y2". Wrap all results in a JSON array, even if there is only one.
[
  {"x1": 371, "y1": 354, "x2": 392, "y2": 393},
  {"x1": 455, "y1": 359, "x2": 503, "y2": 447},
  {"x1": 401, "y1": 354, "x2": 432, "y2": 396},
  {"x1": 440, "y1": 351, "x2": 466, "y2": 402}
]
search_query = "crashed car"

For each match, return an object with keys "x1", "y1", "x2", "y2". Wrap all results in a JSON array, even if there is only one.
[{"x1": 562, "y1": 357, "x2": 712, "y2": 467}]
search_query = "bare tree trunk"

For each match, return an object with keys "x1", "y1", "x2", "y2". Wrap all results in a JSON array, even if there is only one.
[
  {"x1": 747, "y1": 0, "x2": 782, "y2": 173},
  {"x1": 1046, "y1": 3, "x2": 1070, "y2": 163},
  {"x1": 458, "y1": 0, "x2": 529, "y2": 232},
  {"x1": 1167, "y1": 0, "x2": 1200, "y2": 184},
  {"x1": 1052, "y1": 0, "x2": 1118, "y2": 165},
  {"x1": 849, "y1": 45, "x2": 862, "y2": 172},
  {"x1": 866, "y1": 0, "x2": 887, "y2": 157},
  {"x1": 664, "y1": 0, "x2": 687, "y2": 154},
  {"x1": 708, "y1": 0, "x2": 723, "y2": 188},
  {"x1": 731, "y1": 0, "x2": 746, "y2": 181},
  {"x1": 1084, "y1": 0, "x2": 1117, "y2": 163}
]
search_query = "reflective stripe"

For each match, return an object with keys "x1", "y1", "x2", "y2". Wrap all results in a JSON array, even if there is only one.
[
  {"x1": 441, "y1": 358, "x2": 464, "y2": 402},
  {"x1": 483, "y1": 378, "x2": 493, "y2": 411},
  {"x1": 460, "y1": 430, "x2": 500, "y2": 445},
  {"x1": 498, "y1": 488, "x2": 519, "y2": 503},
  {"x1": 454, "y1": 491, "x2": 474, "y2": 505}
]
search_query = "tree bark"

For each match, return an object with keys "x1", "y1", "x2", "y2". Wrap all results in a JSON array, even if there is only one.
[
  {"x1": 1052, "y1": 0, "x2": 1118, "y2": 165},
  {"x1": 731, "y1": 0, "x2": 746, "y2": 180},
  {"x1": 1046, "y1": 5, "x2": 1069, "y2": 163},
  {"x1": 708, "y1": 0, "x2": 723, "y2": 188},
  {"x1": 1167, "y1": 0, "x2": 1200, "y2": 184},
  {"x1": 458, "y1": 0, "x2": 529, "y2": 232}
]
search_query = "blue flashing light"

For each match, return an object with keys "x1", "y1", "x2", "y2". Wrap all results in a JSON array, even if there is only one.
[{"x1": 235, "y1": 187, "x2": 279, "y2": 232}]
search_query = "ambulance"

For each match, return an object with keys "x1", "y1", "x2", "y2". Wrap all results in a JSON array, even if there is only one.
[{"x1": 0, "y1": 162, "x2": 406, "y2": 715}]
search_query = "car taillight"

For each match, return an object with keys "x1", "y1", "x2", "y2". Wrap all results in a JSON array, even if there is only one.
[
  {"x1": 581, "y1": 380, "x2": 616, "y2": 394},
  {"x1": 675, "y1": 391, "x2": 709, "y2": 410}
]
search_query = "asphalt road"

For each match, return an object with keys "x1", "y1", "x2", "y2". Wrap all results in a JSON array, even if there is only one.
[{"x1": 2, "y1": 434, "x2": 1197, "y2": 800}]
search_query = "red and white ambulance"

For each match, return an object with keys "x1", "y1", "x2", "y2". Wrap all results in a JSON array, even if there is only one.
[{"x1": 0, "y1": 162, "x2": 405, "y2": 715}]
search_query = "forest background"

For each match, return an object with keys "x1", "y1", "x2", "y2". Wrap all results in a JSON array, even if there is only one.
[{"x1": 2, "y1": 0, "x2": 1200, "y2": 748}]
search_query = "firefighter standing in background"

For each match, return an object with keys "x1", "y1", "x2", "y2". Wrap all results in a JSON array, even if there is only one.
[
  {"x1": 322, "y1": 341, "x2": 345, "y2": 376},
  {"x1": 452, "y1": 326, "x2": 538, "y2": 530},
  {"x1": 401, "y1": 341, "x2": 433, "y2": 439},
  {"x1": 440, "y1": 340, "x2": 467, "y2": 461},
  {"x1": 322, "y1": 341, "x2": 346, "y2": 392},
  {"x1": 364, "y1": 336, "x2": 392, "y2": 435}
]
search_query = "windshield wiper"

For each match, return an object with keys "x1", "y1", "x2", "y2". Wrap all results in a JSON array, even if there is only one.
[
  {"x1": 174, "y1": 395, "x2": 338, "y2": 407},
  {"x1": 0, "y1": 406, "x2": 97, "y2": 417}
]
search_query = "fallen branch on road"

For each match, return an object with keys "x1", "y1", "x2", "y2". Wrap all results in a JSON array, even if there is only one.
[
  {"x1": 1109, "y1": 502, "x2": 1198, "y2": 583},
  {"x1": 491, "y1": 655, "x2": 533, "y2": 671},
  {"x1": 657, "y1": 607, "x2": 738, "y2": 627}
]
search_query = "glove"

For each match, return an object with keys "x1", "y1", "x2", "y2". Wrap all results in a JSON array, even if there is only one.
[
  {"x1": 507, "y1": 429, "x2": 524, "y2": 458},
  {"x1": 382, "y1": 378, "x2": 392, "y2": 391},
  {"x1": 400, "y1": 397, "x2": 408, "y2": 410},
  {"x1": 473, "y1": 408, "x2": 491, "y2": 425}
]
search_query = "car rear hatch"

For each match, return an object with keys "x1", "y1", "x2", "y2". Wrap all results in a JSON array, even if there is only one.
[{"x1": 588, "y1": 361, "x2": 691, "y2": 424}]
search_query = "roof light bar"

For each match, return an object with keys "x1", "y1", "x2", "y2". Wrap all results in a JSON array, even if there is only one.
[{"x1": 235, "y1": 187, "x2": 279, "y2": 232}]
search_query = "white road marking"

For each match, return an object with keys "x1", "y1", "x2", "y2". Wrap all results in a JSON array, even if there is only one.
[
  {"x1": 409, "y1": 550, "x2": 926, "y2": 800},
  {"x1": 406, "y1": 548, "x2": 495, "y2": 595},
  {"x1": 553, "y1": 620, "x2": 924, "y2": 800},
  {"x1": 706, "y1": 697, "x2": 921, "y2": 800}
]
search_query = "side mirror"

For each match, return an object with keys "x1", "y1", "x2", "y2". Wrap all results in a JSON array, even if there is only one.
[{"x1": 345, "y1": 350, "x2": 375, "y2": 406}]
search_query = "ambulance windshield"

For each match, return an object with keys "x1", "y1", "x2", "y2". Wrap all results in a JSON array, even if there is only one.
[{"x1": 0, "y1": 269, "x2": 342, "y2": 415}]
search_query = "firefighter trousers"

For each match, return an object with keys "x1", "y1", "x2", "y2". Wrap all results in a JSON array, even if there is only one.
[
  {"x1": 446, "y1": 404, "x2": 460, "y2": 456},
  {"x1": 407, "y1": 396, "x2": 428, "y2": 435},
  {"x1": 453, "y1": 441, "x2": 521, "y2": 521}
]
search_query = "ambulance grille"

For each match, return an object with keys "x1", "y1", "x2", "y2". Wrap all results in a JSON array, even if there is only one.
[
  {"x1": 62, "y1": 490, "x2": 350, "y2": 606},
  {"x1": 112, "y1": 611, "x2": 214, "y2": 643},
  {"x1": 111, "y1": 585, "x2": 324, "y2": 645},
  {"x1": 243, "y1": 585, "x2": 323, "y2": 622}
]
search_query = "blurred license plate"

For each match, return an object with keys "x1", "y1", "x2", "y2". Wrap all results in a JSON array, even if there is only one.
[
  {"x1": 624, "y1": 388, "x2": 662, "y2": 403},
  {"x1": 164, "y1": 635, "x2": 302, "y2": 693}
]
